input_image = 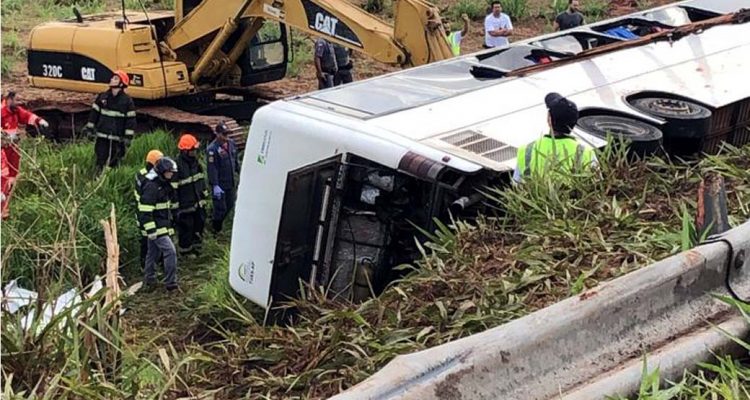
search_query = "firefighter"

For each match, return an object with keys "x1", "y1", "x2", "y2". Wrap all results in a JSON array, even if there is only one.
[
  {"x1": 82, "y1": 70, "x2": 136, "y2": 170},
  {"x1": 513, "y1": 92, "x2": 596, "y2": 182},
  {"x1": 174, "y1": 134, "x2": 208, "y2": 258},
  {"x1": 1, "y1": 133, "x2": 13, "y2": 220},
  {"x1": 207, "y1": 122, "x2": 240, "y2": 233},
  {"x1": 135, "y1": 150, "x2": 164, "y2": 269},
  {"x1": 139, "y1": 157, "x2": 179, "y2": 290},
  {"x1": 1, "y1": 91, "x2": 49, "y2": 193}
]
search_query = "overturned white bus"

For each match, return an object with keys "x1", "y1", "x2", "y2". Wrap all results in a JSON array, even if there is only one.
[{"x1": 230, "y1": 0, "x2": 750, "y2": 308}]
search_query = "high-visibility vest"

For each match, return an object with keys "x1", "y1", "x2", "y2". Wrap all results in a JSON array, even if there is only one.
[
  {"x1": 446, "y1": 32, "x2": 461, "y2": 56},
  {"x1": 516, "y1": 135, "x2": 595, "y2": 179}
]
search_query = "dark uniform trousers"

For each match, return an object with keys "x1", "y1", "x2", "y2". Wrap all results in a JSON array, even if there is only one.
[
  {"x1": 177, "y1": 208, "x2": 206, "y2": 255},
  {"x1": 86, "y1": 89, "x2": 136, "y2": 170}
]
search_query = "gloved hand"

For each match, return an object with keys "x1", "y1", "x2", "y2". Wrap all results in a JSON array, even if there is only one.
[
  {"x1": 147, "y1": 233, "x2": 157, "y2": 241},
  {"x1": 0, "y1": 193, "x2": 5, "y2": 202},
  {"x1": 38, "y1": 119, "x2": 49, "y2": 128},
  {"x1": 81, "y1": 125, "x2": 95, "y2": 138},
  {"x1": 212, "y1": 185, "x2": 224, "y2": 199}
]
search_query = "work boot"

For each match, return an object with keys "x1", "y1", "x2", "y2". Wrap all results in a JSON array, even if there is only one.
[
  {"x1": 166, "y1": 283, "x2": 179, "y2": 292},
  {"x1": 211, "y1": 220, "x2": 222, "y2": 234}
]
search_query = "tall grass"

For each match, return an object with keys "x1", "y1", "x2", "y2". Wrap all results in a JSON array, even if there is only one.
[
  {"x1": 1, "y1": 131, "x2": 178, "y2": 288},
  {"x1": 582, "y1": 0, "x2": 609, "y2": 21},
  {"x1": 1, "y1": 131, "x2": 205, "y2": 399},
  {"x1": 501, "y1": 0, "x2": 529, "y2": 19},
  {"x1": 178, "y1": 143, "x2": 750, "y2": 398},
  {"x1": 448, "y1": 0, "x2": 488, "y2": 21},
  {"x1": 288, "y1": 31, "x2": 314, "y2": 78}
]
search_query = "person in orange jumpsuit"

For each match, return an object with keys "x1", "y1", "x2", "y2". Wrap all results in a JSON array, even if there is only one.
[{"x1": 1, "y1": 91, "x2": 48, "y2": 219}]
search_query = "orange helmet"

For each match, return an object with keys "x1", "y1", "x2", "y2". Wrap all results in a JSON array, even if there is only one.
[
  {"x1": 178, "y1": 133, "x2": 200, "y2": 150},
  {"x1": 146, "y1": 150, "x2": 163, "y2": 165},
  {"x1": 113, "y1": 70, "x2": 130, "y2": 87}
]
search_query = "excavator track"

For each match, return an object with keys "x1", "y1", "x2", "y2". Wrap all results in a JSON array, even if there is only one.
[{"x1": 26, "y1": 98, "x2": 263, "y2": 150}]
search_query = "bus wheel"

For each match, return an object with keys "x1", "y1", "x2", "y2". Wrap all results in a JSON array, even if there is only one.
[
  {"x1": 577, "y1": 115, "x2": 663, "y2": 157},
  {"x1": 630, "y1": 97, "x2": 711, "y2": 155}
]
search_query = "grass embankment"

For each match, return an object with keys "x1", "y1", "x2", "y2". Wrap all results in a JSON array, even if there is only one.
[
  {"x1": 181, "y1": 144, "x2": 749, "y2": 398},
  {"x1": 2, "y1": 137, "x2": 749, "y2": 399}
]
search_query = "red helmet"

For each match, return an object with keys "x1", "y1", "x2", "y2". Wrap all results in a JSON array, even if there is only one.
[
  {"x1": 113, "y1": 70, "x2": 130, "y2": 87},
  {"x1": 178, "y1": 133, "x2": 200, "y2": 150}
]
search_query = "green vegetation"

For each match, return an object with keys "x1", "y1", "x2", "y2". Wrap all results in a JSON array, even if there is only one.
[
  {"x1": 501, "y1": 0, "x2": 529, "y2": 19},
  {"x1": 609, "y1": 298, "x2": 750, "y2": 399},
  {"x1": 3, "y1": 136, "x2": 749, "y2": 398},
  {"x1": 448, "y1": 0, "x2": 489, "y2": 21},
  {"x1": 1, "y1": 132, "x2": 177, "y2": 288},
  {"x1": 582, "y1": 0, "x2": 609, "y2": 21},
  {"x1": 180, "y1": 144, "x2": 750, "y2": 398},
  {"x1": 288, "y1": 31, "x2": 314, "y2": 78}
]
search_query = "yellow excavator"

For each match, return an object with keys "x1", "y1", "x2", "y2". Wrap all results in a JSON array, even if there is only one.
[{"x1": 27, "y1": 0, "x2": 452, "y2": 101}]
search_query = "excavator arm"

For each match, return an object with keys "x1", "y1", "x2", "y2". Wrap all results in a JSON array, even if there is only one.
[{"x1": 163, "y1": 0, "x2": 452, "y2": 82}]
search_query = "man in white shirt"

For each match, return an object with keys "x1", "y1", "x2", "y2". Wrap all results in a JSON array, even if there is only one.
[{"x1": 484, "y1": 1, "x2": 513, "y2": 48}]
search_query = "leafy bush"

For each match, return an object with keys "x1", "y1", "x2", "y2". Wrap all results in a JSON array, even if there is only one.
[
  {"x1": 448, "y1": 0, "x2": 488, "y2": 21},
  {"x1": 501, "y1": 0, "x2": 529, "y2": 19},
  {"x1": 582, "y1": 0, "x2": 608, "y2": 21},
  {"x1": 549, "y1": 0, "x2": 568, "y2": 18},
  {"x1": 287, "y1": 31, "x2": 314, "y2": 78}
]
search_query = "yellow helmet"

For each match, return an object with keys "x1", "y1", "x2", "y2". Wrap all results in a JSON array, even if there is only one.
[{"x1": 146, "y1": 150, "x2": 164, "y2": 166}]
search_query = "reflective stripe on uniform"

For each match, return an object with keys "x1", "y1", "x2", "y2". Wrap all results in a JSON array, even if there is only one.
[
  {"x1": 96, "y1": 132, "x2": 127, "y2": 142},
  {"x1": 154, "y1": 202, "x2": 171, "y2": 210},
  {"x1": 126, "y1": 111, "x2": 136, "y2": 117},
  {"x1": 153, "y1": 227, "x2": 174, "y2": 236},
  {"x1": 125, "y1": 129, "x2": 135, "y2": 137},
  {"x1": 143, "y1": 221, "x2": 157, "y2": 230},
  {"x1": 98, "y1": 108, "x2": 129, "y2": 118},
  {"x1": 92, "y1": 103, "x2": 100, "y2": 112},
  {"x1": 176, "y1": 172, "x2": 205, "y2": 187},
  {"x1": 139, "y1": 204, "x2": 156, "y2": 212}
]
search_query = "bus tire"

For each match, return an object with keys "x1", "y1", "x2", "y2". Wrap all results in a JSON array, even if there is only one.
[
  {"x1": 630, "y1": 97, "x2": 711, "y2": 155},
  {"x1": 577, "y1": 115, "x2": 663, "y2": 157}
]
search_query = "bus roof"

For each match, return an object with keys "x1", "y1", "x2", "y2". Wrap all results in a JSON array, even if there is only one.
[{"x1": 275, "y1": 0, "x2": 750, "y2": 171}]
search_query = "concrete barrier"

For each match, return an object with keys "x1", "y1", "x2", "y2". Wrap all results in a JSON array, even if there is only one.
[{"x1": 331, "y1": 220, "x2": 750, "y2": 400}]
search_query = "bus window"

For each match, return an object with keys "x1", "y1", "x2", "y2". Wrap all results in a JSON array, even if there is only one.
[
  {"x1": 477, "y1": 46, "x2": 565, "y2": 71},
  {"x1": 592, "y1": 18, "x2": 673, "y2": 39},
  {"x1": 532, "y1": 33, "x2": 620, "y2": 55},
  {"x1": 640, "y1": 6, "x2": 719, "y2": 26}
]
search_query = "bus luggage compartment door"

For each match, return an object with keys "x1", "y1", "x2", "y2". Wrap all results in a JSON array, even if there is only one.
[{"x1": 269, "y1": 155, "x2": 343, "y2": 305}]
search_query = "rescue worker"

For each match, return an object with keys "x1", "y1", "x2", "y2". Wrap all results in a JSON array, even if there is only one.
[
  {"x1": 207, "y1": 122, "x2": 240, "y2": 233},
  {"x1": 314, "y1": 37, "x2": 337, "y2": 89},
  {"x1": 444, "y1": 13, "x2": 471, "y2": 56},
  {"x1": 1, "y1": 133, "x2": 13, "y2": 220},
  {"x1": 333, "y1": 43, "x2": 354, "y2": 86},
  {"x1": 513, "y1": 92, "x2": 596, "y2": 182},
  {"x1": 139, "y1": 157, "x2": 179, "y2": 291},
  {"x1": 83, "y1": 70, "x2": 136, "y2": 170},
  {"x1": 174, "y1": 134, "x2": 208, "y2": 258},
  {"x1": 1, "y1": 91, "x2": 49, "y2": 192},
  {"x1": 135, "y1": 150, "x2": 164, "y2": 269}
]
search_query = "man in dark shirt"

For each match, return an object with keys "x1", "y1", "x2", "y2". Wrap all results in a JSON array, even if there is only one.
[{"x1": 554, "y1": 0, "x2": 585, "y2": 31}]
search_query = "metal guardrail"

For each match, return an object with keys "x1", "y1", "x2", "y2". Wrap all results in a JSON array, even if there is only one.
[{"x1": 331, "y1": 219, "x2": 750, "y2": 400}]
